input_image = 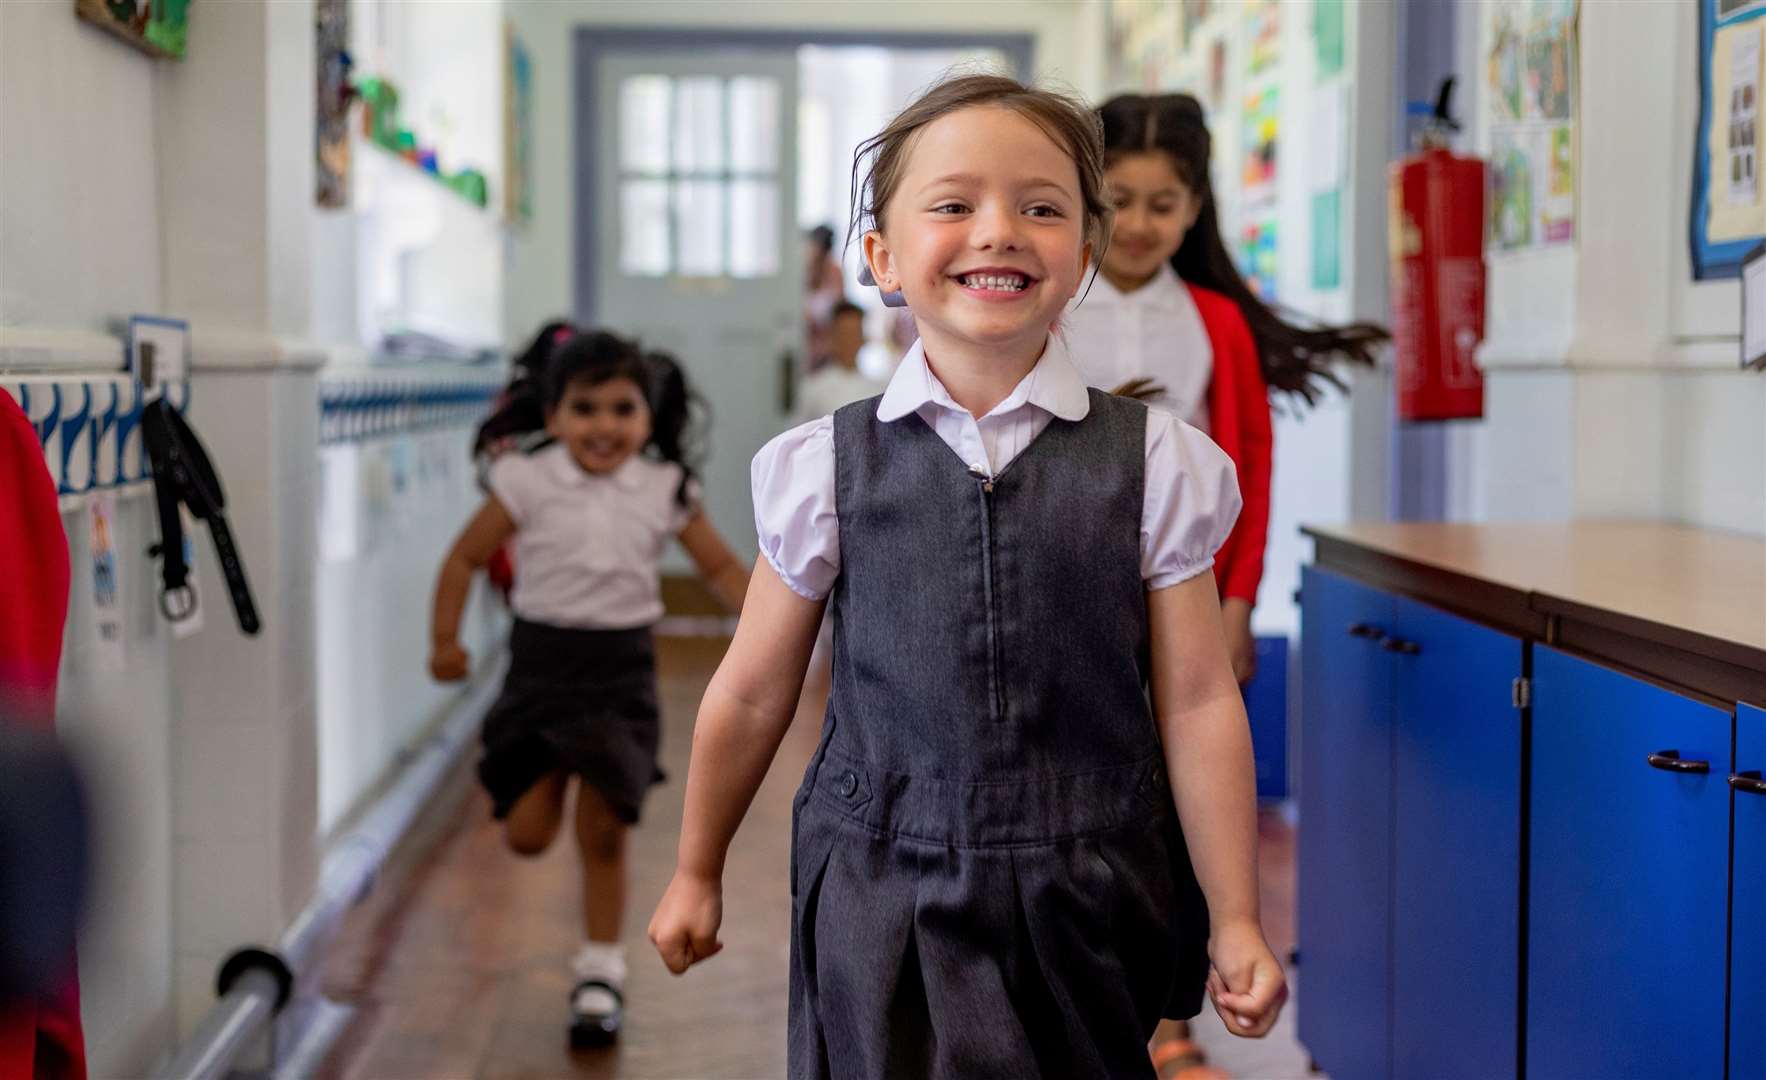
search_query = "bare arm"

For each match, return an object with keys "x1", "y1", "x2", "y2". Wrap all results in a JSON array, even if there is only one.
[
  {"x1": 428, "y1": 496, "x2": 516, "y2": 680},
  {"x1": 676, "y1": 512, "x2": 751, "y2": 614},
  {"x1": 650, "y1": 558, "x2": 825, "y2": 972},
  {"x1": 1148, "y1": 571, "x2": 1285, "y2": 1035}
]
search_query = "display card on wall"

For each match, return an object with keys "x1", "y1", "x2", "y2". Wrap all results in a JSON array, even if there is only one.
[
  {"x1": 1695, "y1": 0, "x2": 1766, "y2": 277},
  {"x1": 1483, "y1": 0, "x2": 1578, "y2": 255}
]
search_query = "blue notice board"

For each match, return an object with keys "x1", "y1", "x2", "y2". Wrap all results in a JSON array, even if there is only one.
[{"x1": 1693, "y1": 0, "x2": 1766, "y2": 278}]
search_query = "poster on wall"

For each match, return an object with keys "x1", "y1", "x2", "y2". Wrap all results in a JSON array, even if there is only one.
[
  {"x1": 1694, "y1": 0, "x2": 1766, "y2": 277},
  {"x1": 316, "y1": 0, "x2": 352, "y2": 209},
  {"x1": 1240, "y1": 217, "x2": 1279, "y2": 300},
  {"x1": 1242, "y1": 86, "x2": 1280, "y2": 206},
  {"x1": 1205, "y1": 38, "x2": 1228, "y2": 114},
  {"x1": 1483, "y1": 0, "x2": 1578, "y2": 253},
  {"x1": 1246, "y1": 0, "x2": 1282, "y2": 76},
  {"x1": 504, "y1": 24, "x2": 535, "y2": 224},
  {"x1": 1311, "y1": 190, "x2": 1342, "y2": 289},
  {"x1": 1315, "y1": 0, "x2": 1347, "y2": 81},
  {"x1": 1105, "y1": 0, "x2": 1184, "y2": 94}
]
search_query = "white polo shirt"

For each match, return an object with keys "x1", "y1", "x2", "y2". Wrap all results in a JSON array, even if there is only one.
[
  {"x1": 1062, "y1": 262, "x2": 1214, "y2": 432},
  {"x1": 488, "y1": 443, "x2": 698, "y2": 629}
]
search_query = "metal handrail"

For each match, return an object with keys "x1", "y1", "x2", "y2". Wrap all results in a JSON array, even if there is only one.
[{"x1": 153, "y1": 651, "x2": 506, "y2": 1080}]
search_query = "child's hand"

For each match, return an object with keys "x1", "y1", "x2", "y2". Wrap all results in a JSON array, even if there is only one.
[
  {"x1": 648, "y1": 870, "x2": 724, "y2": 974},
  {"x1": 429, "y1": 641, "x2": 470, "y2": 682},
  {"x1": 1206, "y1": 918, "x2": 1287, "y2": 1038},
  {"x1": 1222, "y1": 598, "x2": 1258, "y2": 685}
]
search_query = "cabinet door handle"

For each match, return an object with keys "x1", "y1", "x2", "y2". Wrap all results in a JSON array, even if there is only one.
[
  {"x1": 1347, "y1": 623, "x2": 1382, "y2": 639},
  {"x1": 1380, "y1": 636, "x2": 1421, "y2": 655},
  {"x1": 1731, "y1": 770, "x2": 1766, "y2": 796},
  {"x1": 1646, "y1": 749, "x2": 1711, "y2": 774}
]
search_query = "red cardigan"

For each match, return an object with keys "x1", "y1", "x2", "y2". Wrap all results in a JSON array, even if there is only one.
[
  {"x1": 0, "y1": 392, "x2": 86, "y2": 1080},
  {"x1": 1190, "y1": 284, "x2": 1273, "y2": 608}
]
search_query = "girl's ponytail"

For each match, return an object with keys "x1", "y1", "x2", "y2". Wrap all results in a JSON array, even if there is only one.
[
  {"x1": 473, "y1": 320, "x2": 576, "y2": 457},
  {"x1": 641, "y1": 349, "x2": 707, "y2": 507}
]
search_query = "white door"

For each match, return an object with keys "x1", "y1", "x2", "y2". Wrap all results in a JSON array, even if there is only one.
[{"x1": 592, "y1": 50, "x2": 800, "y2": 568}]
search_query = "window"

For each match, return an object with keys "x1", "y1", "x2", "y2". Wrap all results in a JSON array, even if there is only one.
[{"x1": 617, "y1": 74, "x2": 784, "y2": 279}]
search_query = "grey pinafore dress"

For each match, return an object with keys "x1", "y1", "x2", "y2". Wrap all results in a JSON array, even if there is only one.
[{"x1": 788, "y1": 389, "x2": 1211, "y2": 1079}]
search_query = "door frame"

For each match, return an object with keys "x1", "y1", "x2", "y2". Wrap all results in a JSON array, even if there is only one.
[{"x1": 573, "y1": 25, "x2": 1035, "y2": 323}]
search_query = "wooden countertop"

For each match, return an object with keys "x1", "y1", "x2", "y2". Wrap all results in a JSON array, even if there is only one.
[{"x1": 1304, "y1": 522, "x2": 1766, "y2": 704}]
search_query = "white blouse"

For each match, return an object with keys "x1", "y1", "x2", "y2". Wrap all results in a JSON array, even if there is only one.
[
  {"x1": 1062, "y1": 262, "x2": 1214, "y2": 432},
  {"x1": 489, "y1": 444, "x2": 699, "y2": 629},
  {"x1": 751, "y1": 334, "x2": 1241, "y2": 601}
]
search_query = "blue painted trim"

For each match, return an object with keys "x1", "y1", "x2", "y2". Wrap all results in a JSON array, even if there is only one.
[
  {"x1": 573, "y1": 26, "x2": 1037, "y2": 325},
  {"x1": 1691, "y1": 0, "x2": 1766, "y2": 280},
  {"x1": 317, "y1": 376, "x2": 502, "y2": 446},
  {"x1": 2, "y1": 376, "x2": 189, "y2": 496}
]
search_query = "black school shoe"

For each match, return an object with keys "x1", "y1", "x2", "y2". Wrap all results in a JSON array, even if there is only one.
[{"x1": 568, "y1": 979, "x2": 623, "y2": 1048}]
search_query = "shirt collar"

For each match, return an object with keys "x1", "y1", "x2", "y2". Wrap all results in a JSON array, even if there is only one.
[
  {"x1": 546, "y1": 442, "x2": 647, "y2": 491},
  {"x1": 876, "y1": 334, "x2": 1091, "y2": 424},
  {"x1": 1077, "y1": 261, "x2": 1186, "y2": 310}
]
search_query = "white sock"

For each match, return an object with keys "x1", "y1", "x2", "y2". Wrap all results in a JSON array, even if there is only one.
[{"x1": 571, "y1": 942, "x2": 626, "y2": 1015}]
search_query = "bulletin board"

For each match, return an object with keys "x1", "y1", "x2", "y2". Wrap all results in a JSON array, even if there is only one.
[{"x1": 1693, "y1": 0, "x2": 1766, "y2": 279}]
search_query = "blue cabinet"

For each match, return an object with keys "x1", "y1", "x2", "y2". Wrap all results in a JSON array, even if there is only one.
[
  {"x1": 1297, "y1": 567, "x2": 1395, "y2": 1080},
  {"x1": 1529, "y1": 647, "x2": 1732, "y2": 1080},
  {"x1": 1298, "y1": 573, "x2": 1522, "y2": 1079},
  {"x1": 1735, "y1": 703, "x2": 1766, "y2": 1080},
  {"x1": 1389, "y1": 595, "x2": 1521, "y2": 1080}
]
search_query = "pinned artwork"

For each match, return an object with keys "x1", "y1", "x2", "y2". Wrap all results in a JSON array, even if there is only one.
[
  {"x1": 1483, "y1": 0, "x2": 1578, "y2": 254},
  {"x1": 1240, "y1": 218, "x2": 1279, "y2": 300},
  {"x1": 505, "y1": 25, "x2": 535, "y2": 224},
  {"x1": 316, "y1": 0, "x2": 353, "y2": 209},
  {"x1": 1242, "y1": 87, "x2": 1280, "y2": 206},
  {"x1": 74, "y1": 0, "x2": 188, "y2": 59}
]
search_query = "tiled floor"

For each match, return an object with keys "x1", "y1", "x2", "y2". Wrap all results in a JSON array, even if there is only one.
[{"x1": 318, "y1": 636, "x2": 1320, "y2": 1079}]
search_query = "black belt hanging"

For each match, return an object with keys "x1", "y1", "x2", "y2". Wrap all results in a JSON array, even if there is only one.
[{"x1": 142, "y1": 397, "x2": 261, "y2": 636}]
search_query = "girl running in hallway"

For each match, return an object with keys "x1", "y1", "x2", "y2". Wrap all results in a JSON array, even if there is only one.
[
  {"x1": 429, "y1": 329, "x2": 748, "y2": 1048},
  {"x1": 1067, "y1": 91, "x2": 1385, "y2": 1078},
  {"x1": 650, "y1": 74, "x2": 1285, "y2": 1078}
]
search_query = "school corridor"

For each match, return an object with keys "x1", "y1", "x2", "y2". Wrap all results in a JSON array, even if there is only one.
[{"x1": 4, "y1": 1, "x2": 1765, "y2": 1079}]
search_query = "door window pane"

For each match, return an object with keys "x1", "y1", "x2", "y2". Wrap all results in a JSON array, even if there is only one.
[
  {"x1": 729, "y1": 179, "x2": 781, "y2": 278},
  {"x1": 672, "y1": 77, "x2": 725, "y2": 175},
  {"x1": 673, "y1": 180, "x2": 725, "y2": 277},
  {"x1": 620, "y1": 180, "x2": 671, "y2": 276},
  {"x1": 729, "y1": 76, "x2": 781, "y2": 173},
  {"x1": 618, "y1": 76, "x2": 671, "y2": 175}
]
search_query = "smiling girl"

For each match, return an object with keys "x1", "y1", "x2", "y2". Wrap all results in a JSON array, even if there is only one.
[
  {"x1": 429, "y1": 330, "x2": 747, "y2": 1049},
  {"x1": 648, "y1": 75, "x2": 1285, "y2": 1077}
]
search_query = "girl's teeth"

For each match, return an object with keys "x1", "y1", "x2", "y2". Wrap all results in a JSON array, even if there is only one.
[{"x1": 963, "y1": 274, "x2": 1026, "y2": 291}]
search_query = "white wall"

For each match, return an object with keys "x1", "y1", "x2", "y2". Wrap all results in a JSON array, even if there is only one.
[
  {"x1": 315, "y1": 424, "x2": 506, "y2": 835},
  {"x1": 503, "y1": 0, "x2": 1094, "y2": 347},
  {"x1": 1454, "y1": 0, "x2": 1766, "y2": 537},
  {"x1": 0, "y1": 1, "x2": 162, "y2": 334}
]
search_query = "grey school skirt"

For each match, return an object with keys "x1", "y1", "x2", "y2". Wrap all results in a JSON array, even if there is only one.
[{"x1": 477, "y1": 618, "x2": 664, "y2": 824}]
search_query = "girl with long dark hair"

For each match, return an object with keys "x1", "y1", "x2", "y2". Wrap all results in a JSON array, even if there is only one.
[
  {"x1": 1069, "y1": 92, "x2": 1387, "y2": 688},
  {"x1": 1067, "y1": 91, "x2": 1387, "y2": 1080}
]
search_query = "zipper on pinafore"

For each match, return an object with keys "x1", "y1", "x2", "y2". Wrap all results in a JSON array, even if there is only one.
[{"x1": 970, "y1": 464, "x2": 1005, "y2": 723}]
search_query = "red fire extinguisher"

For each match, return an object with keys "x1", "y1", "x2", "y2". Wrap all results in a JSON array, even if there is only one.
[{"x1": 1389, "y1": 78, "x2": 1485, "y2": 421}]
